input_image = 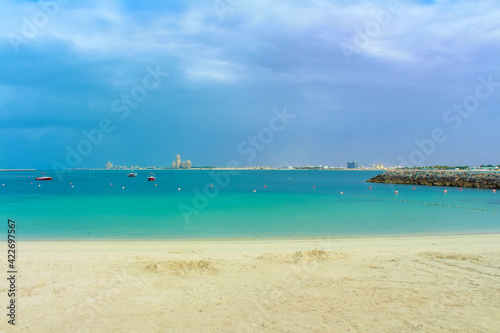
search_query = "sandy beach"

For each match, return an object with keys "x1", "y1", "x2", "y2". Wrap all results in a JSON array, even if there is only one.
[{"x1": 2, "y1": 234, "x2": 499, "y2": 332}]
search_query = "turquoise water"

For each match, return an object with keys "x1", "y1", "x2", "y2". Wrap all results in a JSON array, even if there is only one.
[{"x1": 0, "y1": 170, "x2": 498, "y2": 240}]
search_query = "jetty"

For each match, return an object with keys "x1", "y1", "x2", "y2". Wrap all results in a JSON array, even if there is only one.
[{"x1": 367, "y1": 170, "x2": 500, "y2": 189}]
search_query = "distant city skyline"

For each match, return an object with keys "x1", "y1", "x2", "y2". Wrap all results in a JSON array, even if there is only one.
[
  {"x1": 171, "y1": 155, "x2": 191, "y2": 169},
  {"x1": 1, "y1": 1, "x2": 499, "y2": 169}
]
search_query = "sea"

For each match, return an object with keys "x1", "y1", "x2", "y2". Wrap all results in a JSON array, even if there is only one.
[{"x1": 0, "y1": 170, "x2": 498, "y2": 240}]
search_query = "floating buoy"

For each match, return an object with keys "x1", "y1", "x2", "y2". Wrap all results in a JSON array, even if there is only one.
[
  {"x1": 210, "y1": 184, "x2": 213, "y2": 187},
  {"x1": 340, "y1": 192, "x2": 344, "y2": 195},
  {"x1": 494, "y1": 190, "x2": 497, "y2": 193},
  {"x1": 178, "y1": 188, "x2": 181, "y2": 191},
  {"x1": 2, "y1": 184, "x2": 4, "y2": 186},
  {"x1": 444, "y1": 190, "x2": 447, "y2": 193},
  {"x1": 253, "y1": 190, "x2": 256, "y2": 192},
  {"x1": 71, "y1": 186, "x2": 74, "y2": 188},
  {"x1": 369, "y1": 187, "x2": 372, "y2": 189},
  {"x1": 111, "y1": 183, "x2": 113, "y2": 185},
  {"x1": 413, "y1": 187, "x2": 415, "y2": 190},
  {"x1": 122, "y1": 187, "x2": 125, "y2": 189},
  {"x1": 38, "y1": 185, "x2": 41, "y2": 187},
  {"x1": 70, "y1": 183, "x2": 72, "y2": 185},
  {"x1": 459, "y1": 188, "x2": 462, "y2": 191},
  {"x1": 155, "y1": 184, "x2": 157, "y2": 186},
  {"x1": 395, "y1": 191, "x2": 398, "y2": 194},
  {"x1": 264, "y1": 185, "x2": 267, "y2": 188},
  {"x1": 313, "y1": 186, "x2": 316, "y2": 188}
]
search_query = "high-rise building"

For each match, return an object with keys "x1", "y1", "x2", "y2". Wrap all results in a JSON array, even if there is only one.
[
  {"x1": 105, "y1": 161, "x2": 113, "y2": 169},
  {"x1": 171, "y1": 155, "x2": 192, "y2": 169},
  {"x1": 180, "y1": 160, "x2": 192, "y2": 169},
  {"x1": 347, "y1": 161, "x2": 358, "y2": 169}
]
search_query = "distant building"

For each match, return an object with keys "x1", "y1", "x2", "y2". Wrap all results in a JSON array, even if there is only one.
[
  {"x1": 105, "y1": 161, "x2": 113, "y2": 169},
  {"x1": 347, "y1": 161, "x2": 358, "y2": 169},
  {"x1": 171, "y1": 155, "x2": 192, "y2": 169}
]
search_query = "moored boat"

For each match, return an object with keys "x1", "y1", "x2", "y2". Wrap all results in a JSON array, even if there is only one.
[
  {"x1": 127, "y1": 173, "x2": 137, "y2": 177},
  {"x1": 35, "y1": 173, "x2": 52, "y2": 181},
  {"x1": 148, "y1": 173, "x2": 155, "y2": 181}
]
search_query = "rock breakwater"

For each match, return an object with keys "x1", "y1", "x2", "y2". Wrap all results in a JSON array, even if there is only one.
[{"x1": 367, "y1": 170, "x2": 500, "y2": 189}]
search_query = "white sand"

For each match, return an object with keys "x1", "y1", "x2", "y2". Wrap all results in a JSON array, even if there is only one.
[{"x1": 2, "y1": 234, "x2": 499, "y2": 332}]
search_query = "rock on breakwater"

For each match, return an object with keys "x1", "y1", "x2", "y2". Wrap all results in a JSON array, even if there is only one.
[{"x1": 367, "y1": 170, "x2": 500, "y2": 189}]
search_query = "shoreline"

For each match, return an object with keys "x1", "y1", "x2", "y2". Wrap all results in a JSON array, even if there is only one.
[
  {"x1": 18, "y1": 231, "x2": 500, "y2": 243},
  {"x1": 19, "y1": 233, "x2": 500, "y2": 253}
]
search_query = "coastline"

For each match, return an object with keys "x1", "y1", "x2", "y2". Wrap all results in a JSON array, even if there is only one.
[
  {"x1": 17, "y1": 231, "x2": 500, "y2": 244},
  {"x1": 8, "y1": 234, "x2": 500, "y2": 332}
]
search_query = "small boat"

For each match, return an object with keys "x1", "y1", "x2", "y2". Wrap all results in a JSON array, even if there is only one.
[
  {"x1": 148, "y1": 173, "x2": 155, "y2": 181},
  {"x1": 127, "y1": 173, "x2": 137, "y2": 177},
  {"x1": 35, "y1": 173, "x2": 52, "y2": 181}
]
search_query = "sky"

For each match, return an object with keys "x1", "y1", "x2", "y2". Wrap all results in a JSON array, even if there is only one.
[{"x1": 0, "y1": 0, "x2": 499, "y2": 169}]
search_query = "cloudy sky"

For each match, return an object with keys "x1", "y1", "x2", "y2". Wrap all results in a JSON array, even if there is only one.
[{"x1": 1, "y1": 0, "x2": 499, "y2": 169}]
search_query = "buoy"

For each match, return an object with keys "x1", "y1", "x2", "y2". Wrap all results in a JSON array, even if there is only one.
[
  {"x1": 155, "y1": 184, "x2": 157, "y2": 186},
  {"x1": 369, "y1": 187, "x2": 372, "y2": 189},
  {"x1": 444, "y1": 190, "x2": 447, "y2": 193},
  {"x1": 38, "y1": 185, "x2": 41, "y2": 187},
  {"x1": 395, "y1": 191, "x2": 398, "y2": 194},
  {"x1": 253, "y1": 190, "x2": 256, "y2": 192},
  {"x1": 264, "y1": 185, "x2": 267, "y2": 188},
  {"x1": 70, "y1": 183, "x2": 72, "y2": 185},
  {"x1": 210, "y1": 184, "x2": 213, "y2": 187},
  {"x1": 178, "y1": 188, "x2": 181, "y2": 191},
  {"x1": 111, "y1": 183, "x2": 113, "y2": 185},
  {"x1": 313, "y1": 186, "x2": 316, "y2": 188},
  {"x1": 122, "y1": 187, "x2": 125, "y2": 189},
  {"x1": 493, "y1": 190, "x2": 497, "y2": 193},
  {"x1": 413, "y1": 187, "x2": 415, "y2": 190},
  {"x1": 71, "y1": 186, "x2": 74, "y2": 188},
  {"x1": 459, "y1": 188, "x2": 462, "y2": 191},
  {"x1": 340, "y1": 192, "x2": 344, "y2": 195}
]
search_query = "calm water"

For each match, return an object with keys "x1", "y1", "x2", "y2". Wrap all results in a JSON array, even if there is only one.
[{"x1": 0, "y1": 170, "x2": 498, "y2": 240}]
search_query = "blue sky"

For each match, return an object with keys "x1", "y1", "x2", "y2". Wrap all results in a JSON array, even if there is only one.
[{"x1": 1, "y1": 0, "x2": 499, "y2": 169}]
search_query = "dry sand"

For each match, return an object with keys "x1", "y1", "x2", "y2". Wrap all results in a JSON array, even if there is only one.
[{"x1": 1, "y1": 234, "x2": 499, "y2": 332}]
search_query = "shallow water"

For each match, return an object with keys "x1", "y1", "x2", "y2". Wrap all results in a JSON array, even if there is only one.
[{"x1": 0, "y1": 170, "x2": 498, "y2": 240}]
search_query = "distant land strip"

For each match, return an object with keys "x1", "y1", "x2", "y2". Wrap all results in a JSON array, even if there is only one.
[{"x1": 367, "y1": 170, "x2": 500, "y2": 189}]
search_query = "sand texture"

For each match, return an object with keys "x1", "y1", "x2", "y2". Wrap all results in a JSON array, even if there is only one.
[{"x1": 1, "y1": 234, "x2": 499, "y2": 332}]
